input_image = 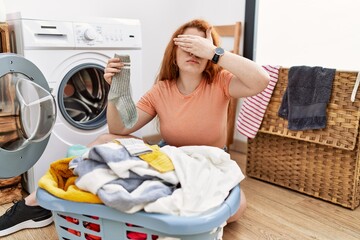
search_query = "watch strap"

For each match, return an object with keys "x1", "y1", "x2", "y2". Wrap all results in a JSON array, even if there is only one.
[{"x1": 212, "y1": 54, "x2": 220, "y2": 64}]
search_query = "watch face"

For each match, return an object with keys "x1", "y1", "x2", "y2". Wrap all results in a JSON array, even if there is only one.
[{"x1": 215, "y1": 47, "x2": 225, "y2": 55}]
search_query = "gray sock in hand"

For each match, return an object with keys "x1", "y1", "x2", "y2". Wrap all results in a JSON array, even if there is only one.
[{"x1": 108, "y1": 54, "x2": 138, "y2": 129}]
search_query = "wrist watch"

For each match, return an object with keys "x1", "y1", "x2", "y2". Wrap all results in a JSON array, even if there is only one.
[{"x1": 211, "y1": 47, "x2": 225, "y2": 64}]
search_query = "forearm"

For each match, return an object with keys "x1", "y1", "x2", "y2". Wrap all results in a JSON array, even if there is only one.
[
  {"x1": 217, "y1": 51, "x2": 270, "y2": 98},
  {"x1": 106, "y1": 102, "x2": 129, "y2": 135},
  {"x1": 173, "y1": 31, "x2": 269, "y2": 97},
  {"x1": 106, "y1": 102, "x2": 155, "y2": 135}
]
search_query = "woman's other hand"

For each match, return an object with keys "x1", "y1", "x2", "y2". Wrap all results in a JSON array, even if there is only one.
[{"x1": 173, "y1": 27, "x2": 215, "y2": 60}]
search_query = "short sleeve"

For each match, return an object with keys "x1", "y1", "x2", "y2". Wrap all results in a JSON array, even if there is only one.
[
  {"x1": 136, "y1": 86, "x2": 158, "y2": 116},
  {"x1": 216, "y1": 70, "x2": 233, "y2": 98}
]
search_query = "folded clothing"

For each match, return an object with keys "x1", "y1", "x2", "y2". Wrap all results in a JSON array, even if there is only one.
[
  {"x1": 139, "y1": 145, "x2": 174, "y2": 173},
  {"x1": 278, "y1": 66, "x2": 336, "y2": 130},
  {"x1": 117, "y1": 138, "x2": 153, "y2": 156},
  {"x1": 38, "y1": 157, "x2": 102, "y2": 203}
]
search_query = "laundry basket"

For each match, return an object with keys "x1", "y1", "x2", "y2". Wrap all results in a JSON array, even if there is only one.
[{"x1": 36, "y1": 185, "x2": 240, "y2": 240}]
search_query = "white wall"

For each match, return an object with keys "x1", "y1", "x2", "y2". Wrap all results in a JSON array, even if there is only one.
[
  {"x1": 244, "y1": 0, "x2": 360, "y2": 146},
  {"x1": 254, "y1": 0, "x2": 360, "y2": 71},
  {"x1": 3, "y1": 0, "x2": 246, "y2": 138}
]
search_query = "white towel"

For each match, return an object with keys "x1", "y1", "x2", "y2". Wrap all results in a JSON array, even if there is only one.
[
  {"x1": 351, "y1": 72, "x2": 360, "y2": 102},
  {"x1": 144, "y1": 145, "x2": 244, "y2": 216},
  {"x1": 236, "y1": 65, "x2": 280, "y2": 138}
]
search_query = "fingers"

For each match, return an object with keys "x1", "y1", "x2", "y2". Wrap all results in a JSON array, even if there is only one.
[
  {"x1": 174, "y1": 40, "x2": 191, "y2": 48},
  {"x1": 103, "y1": 57, "x2": 124, "y2": 84},
  {"x1": 173, "y1": 41, "x2": 193, "y2": 56},
  {"x1": 173, "y1": 34, "x2": 211, "y2": 48},
  {"x1": 173, "y1": 34, "x2": 199, "y2": 48},
  {"x1": 175, "y1": 34, "x2": 196, "y2": 39},
  {"x1": 173, "y1": 36, "x2": 195, "y2": 51},
  {"x1": 173, "y1": 34, "x2": 214, "y2": 59},
  {"x1": 103, "y1": 72, "x2": 114, "y2": 84},
  {"x1": 107, "y1": 57, "x2": 124, "y2": 69}
]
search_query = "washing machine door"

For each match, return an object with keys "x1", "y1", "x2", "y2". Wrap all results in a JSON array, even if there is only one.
[{"x1": 0, "y1": 53, "x2": 56, "y2": 178}]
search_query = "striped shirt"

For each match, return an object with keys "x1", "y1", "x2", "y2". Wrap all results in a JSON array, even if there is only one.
[{"x1": 236, "y1": 65, "x2": 280, "y2": 138}]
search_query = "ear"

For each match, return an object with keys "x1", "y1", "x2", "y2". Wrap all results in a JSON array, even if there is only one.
[{"x1": 206, "y1": 27, "x2": 213, "y2": 42}]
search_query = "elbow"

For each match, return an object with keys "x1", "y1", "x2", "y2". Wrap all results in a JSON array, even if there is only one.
[
  {"x1": 246, "y1": 70, "x2": 270, "y2": 97},
  {"x1": 108, "y1": 127, "x2": 121, "y2": 136},
  {"x1": 108, "y1": 124, "x2": 127, "y2": 136},
  {"x1": 259, "y1": 69, "x2": 270, "y2": 92}
]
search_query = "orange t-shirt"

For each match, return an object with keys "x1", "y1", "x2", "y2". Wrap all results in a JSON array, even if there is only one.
[{"x1": 137, "y1": 70, "x2": 233, "y2": 148}]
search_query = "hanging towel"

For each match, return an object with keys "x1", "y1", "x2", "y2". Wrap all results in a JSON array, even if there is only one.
[
  {"x1": 236, "y1": 65, "x2": 280, "y2": 138},
  {"x1": 278, "y1": 66, "x2": 336, "y2": 130}
]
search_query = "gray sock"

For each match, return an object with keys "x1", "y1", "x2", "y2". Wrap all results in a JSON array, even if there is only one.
[{"x1": 108, "y1": 54, "x2": 138, "y2": 129}]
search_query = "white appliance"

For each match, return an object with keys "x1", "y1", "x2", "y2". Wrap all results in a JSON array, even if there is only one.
[{"x1": 6, "y1": 12, "x2": 143, "y2": 193}]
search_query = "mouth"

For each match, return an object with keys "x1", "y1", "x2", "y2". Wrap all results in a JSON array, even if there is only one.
[{"x1": 187, "y1": 58, "x2": 199, "y2": 64}]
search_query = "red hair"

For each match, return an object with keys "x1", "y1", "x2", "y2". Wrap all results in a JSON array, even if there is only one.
[{"x1": 156, "y1": 19, "x2": 222, "y2": 84}]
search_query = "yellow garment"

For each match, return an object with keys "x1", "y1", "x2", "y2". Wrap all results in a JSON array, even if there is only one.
[
  {"x1": 38, "y1": 157, "x2": 102, "y2": 203},
  {"x1": 139, "y1": 145, "x2": 174, "y2": 173}
]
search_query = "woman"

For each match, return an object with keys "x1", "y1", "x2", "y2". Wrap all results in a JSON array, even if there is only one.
[
  {"x1": 0, "y1": 19, "x2": 269, "y2": 237},
  {"x1": 97, "y1": 19, "x2": 269, "y2": 222}
]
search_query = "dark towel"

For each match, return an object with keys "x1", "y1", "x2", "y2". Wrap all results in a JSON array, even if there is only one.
[{"x1": 278, "y1": 66, "x2": 336, "y2": 130}]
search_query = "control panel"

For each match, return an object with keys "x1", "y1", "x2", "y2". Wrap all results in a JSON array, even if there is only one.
[
  {"x1": 7, "y1": 13, "x2": 142, "y2": 50},
  {"x1": 74, "y1": 21, "x2": 142, "y2": 49}
]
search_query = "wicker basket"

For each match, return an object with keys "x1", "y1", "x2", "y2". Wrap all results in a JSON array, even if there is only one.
[
  {"x1": 0, "y1": 23, "x2": 11, "y2": 53},
  {"x1": 0, "y1": 176, "x2": 22, "y2": 205},
  {"x1": 247, "y1": 68, "x2": 360, "y2": 209}
]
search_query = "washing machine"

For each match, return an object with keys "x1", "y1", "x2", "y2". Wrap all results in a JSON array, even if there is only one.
[{"x1": 6, "y1": 12, "x2": 143, "y2": 193}]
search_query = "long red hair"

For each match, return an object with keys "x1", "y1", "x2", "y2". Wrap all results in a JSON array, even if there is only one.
[{"x1": 156, "y1": 19, "x2": 222, "y2": 84}]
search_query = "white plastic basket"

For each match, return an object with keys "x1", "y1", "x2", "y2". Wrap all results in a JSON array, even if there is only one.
[{"x1": 36, "y1": 185, "x2": 240, "y2": 240}]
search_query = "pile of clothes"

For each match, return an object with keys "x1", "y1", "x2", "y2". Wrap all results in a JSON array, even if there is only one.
[{"x1": 39, "y1": 139, "x2": 244, "y2": 216}]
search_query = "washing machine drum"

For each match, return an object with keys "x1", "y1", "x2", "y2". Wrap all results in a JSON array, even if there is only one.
[{"x1": 0, "y1": 54, "x2": 56, "y2": 178}]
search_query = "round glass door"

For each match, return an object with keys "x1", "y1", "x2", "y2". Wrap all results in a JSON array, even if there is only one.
[
  {"x1": 0, "y1": 53, "x2": 56, "y2": 178},
  {"x1": 0, "y1": 73, "x2": 56, "y2": 151},
  {"x1": 58, "y1": 64, "x2": 109, "y2": 130}
]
